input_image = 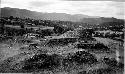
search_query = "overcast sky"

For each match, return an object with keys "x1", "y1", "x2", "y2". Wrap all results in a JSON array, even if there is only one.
[{"x1": 1, "y1": 0, "x2": 125, "y2": 19}]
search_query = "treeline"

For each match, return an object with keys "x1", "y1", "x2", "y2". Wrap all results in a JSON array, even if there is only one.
[{"x1": 0, "y1": 16, "x2": 73, "y2": 37}]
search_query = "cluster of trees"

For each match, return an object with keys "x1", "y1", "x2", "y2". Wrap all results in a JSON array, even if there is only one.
[
  {"x1": 0, "y1": 27, "x2": 34, "y2": 37},
  {"x1": 100, "y1": 21, "x2": 124, "y2": 31},
  {"x1": 94, "y1": 32, "x2": 124, "y2": 41},
  {"x1": 78, "y1": 29, "x2": 94, "y2": 39},
  {"x1": 0, "y1": 16, "x2": 73, "y2": 37}
]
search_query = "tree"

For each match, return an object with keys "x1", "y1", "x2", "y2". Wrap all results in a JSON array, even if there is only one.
[
  {"x1": 53, "y1": 25, "x2": 64, "y2": 34},
  {"x1": 9, "y1": 16, "x2": 14, "y2": 20},
  {"x1": 21, "y1": 24, "x2": 24, "y2": 28},
  {"x1": 0, "y1": 18, "x2": 6, "y2": 34}
]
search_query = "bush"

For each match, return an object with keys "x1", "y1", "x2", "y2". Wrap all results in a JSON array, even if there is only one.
[
  {"x1": 22, "y1": 54, "x2": 61, "y2": 71},
  {"x1": 103, "y1": 57, "x2": 124, "y2": 68},
  {"x1": 72, "y1": 51, "x2": 98, "y2": 64},
  {"x1": 88, "y1": 68, "x2": 116, "y2": 74},
  {"x1": 78, "y1": 71, "x2": 87, "y2": 74},
  {"x1": 63, "y1": 51, "x2": 98, "y2": 65},
  {"x1": 77, "y1": 43, "x2": 109, "y2": 52},
  {"x1": 47, "y1": 38, "x2": 77, "y2": 47}
]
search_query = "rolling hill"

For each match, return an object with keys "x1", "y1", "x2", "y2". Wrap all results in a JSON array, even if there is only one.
[
  {"x1": 1, "y1": 7, "x2": 98, "y2": 22},
  {"x1": 1, "y1": 7, "x2": 124, "y2": 26}
]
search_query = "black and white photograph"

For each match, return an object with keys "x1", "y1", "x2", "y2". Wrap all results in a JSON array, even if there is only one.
[{"x1": 0, "y1": 0, "x2": 124, "y2": 74}]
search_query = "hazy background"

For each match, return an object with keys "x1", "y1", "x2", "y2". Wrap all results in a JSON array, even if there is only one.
[{"x1": 1, "y1": 0, "x2": 125, "y2": 19}]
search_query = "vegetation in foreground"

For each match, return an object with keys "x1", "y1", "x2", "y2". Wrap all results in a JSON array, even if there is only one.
[{"x1": 0, "y1": 16, "x2": 124, "y2": 74}]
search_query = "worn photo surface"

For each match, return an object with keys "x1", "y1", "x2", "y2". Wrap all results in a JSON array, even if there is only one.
[{"x1": 0, "y1": 0, "x2": 124, "y2": 74}]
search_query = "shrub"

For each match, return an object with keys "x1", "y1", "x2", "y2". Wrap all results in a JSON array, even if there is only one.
[
  {"x1": 22, "y1": 54, "x2": 61, "y2": 71},
  {"x1": 103, "y1": 57, "x2": 124, "y2": 68},
  {"x1": 78, "y1": 71, "x2": 87, "y2": 74},
  {"x1": 87, "y1": 68, "x2": 116, "y2": 74},
  {"x1": 71, "y1": 51, "x2": 98, "y2": 64},
  {"x1": 63, "y1": 51, "x2": 98, "y2": 66}
]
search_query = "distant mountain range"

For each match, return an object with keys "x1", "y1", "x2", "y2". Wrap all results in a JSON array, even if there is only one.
[{"x1": 1, "y1": 7, "x2": 124, "y2": 25}]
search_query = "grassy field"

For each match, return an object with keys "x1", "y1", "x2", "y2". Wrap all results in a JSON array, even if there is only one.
[{"x1": 0, "y1": 36, "x2": 124, "y2": 74}]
